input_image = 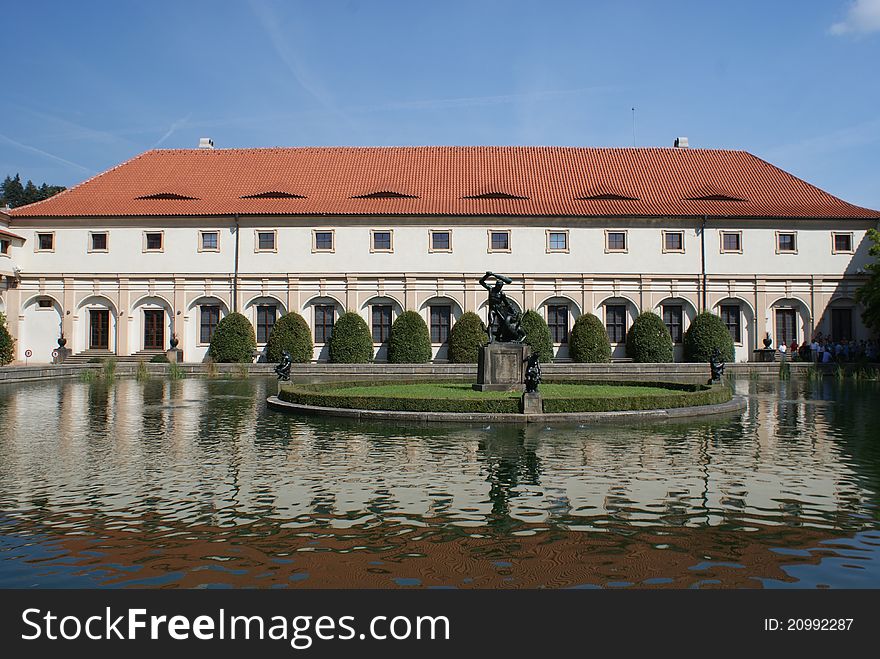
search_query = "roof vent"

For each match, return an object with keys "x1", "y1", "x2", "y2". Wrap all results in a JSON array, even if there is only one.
[
  {"x1": 198, "y1": 137, "x2": 214, "y2": 150},
  {"x1": 673, "y1": 137, "x2": 689, "y2": 148}
]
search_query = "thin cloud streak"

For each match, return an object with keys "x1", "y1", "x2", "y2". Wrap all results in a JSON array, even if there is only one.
[
  {"x1": 153, "y1": 113, "x2": 193, "y2": 148},
  {"x1": 0, "y1": 133, "x2": 92, "y2": 173}
]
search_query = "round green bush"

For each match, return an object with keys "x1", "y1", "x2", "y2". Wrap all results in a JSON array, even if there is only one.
[
  {"x1": 266, "y1": 312, "x2": 313, "y2": 363},
  {"x1": 521, "y1": 310, "x2": 554, "y2": 362},
  {"x1": 208, "y1": 311, "x2": 257, "y2": 363},
  {"x1": 447, "y1": 311, "x2": 488, "y2": 363},
  {"x1": 569, "y1": 313, "x2": 611, "y2": 363},
  {"x1": 626, "y1": 311, "x2": 674, "y2": 363},
  {"x1": 0, "y1": 312, "x2": 15, "y2": 365},
  {"x1": 149, "y1": 353, "x2": 170, "y2": 363},
  {"x1": 683, "y1": 311, "x2": 735, "y2": 363},
  {"x1": 328, "y1": 312, "x2": 374, "y2": 363},
  {"x1": 388, "y1": 310, "x2": 432, "y2": 363}
]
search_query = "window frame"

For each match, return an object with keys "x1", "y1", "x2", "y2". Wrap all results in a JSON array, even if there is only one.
[
  {"x1": 604, "y1": 230, "x2": 628, "y2": 253},
  {"x1": 143, "y1": 231, "x2": 164, "y2": 253},
  {"x1": 35, "y1": 231, "x2": 55, "y2": 253},
  {"x1": 546, "y1": 304, "x2": 570, "y2": 344},
  {"x1": 312, "y1": 229, "x2": 335, "y2": 253},
  {"x1": 429, "y1": 305, "x2": 452, "y2": 344},
  {"x1": 370, "y1": 229, "x2": 394, "y2": 253},
  {"x1": 662, "y1": 230, "x2": 685, "y2": 254},
  {"x1": 428, "y1": 229, "x2": 453, "y2": 253},
  {"x1": 719, "y1": 304, "x2": 742, "y2": 345},
  {"x1": 487, "y1": 229, "x2": 511, "y2": 253},
  {"x1": 719, "y1": 230, "x2": 742, "y2": 254},
  {"x1": 831, "y1": 231, "x2": 854, "y2": 255},
  {"x1": 662, "y1": 304, "x2": 684, "y2": 344},
  {"x1": 605, "y1": 304, "x2": 627, "y2": 343},
  {"x1": 254, "y1": 229, "x2": 277, "y2": 253},
  {"x1": 371, "y1": 305, "x2": 393, "y2": 344},
  {"x1": 546, "y1": 230, "x2": 570, "y2": 253},
  {"x1": 313, "y1": 304, "x2": 336, "y2": 344},
  {"x1": 199, "y1": 304, "x2": 221, "y2": 345},
  {"x1": 199, "y1": 230, "x2": 220, "y2": 253},
  {"x1": 0, "y1": 239, "x2": 9, "y2": 255},
  {"x1": 255, "y1": 304, "x2": 278, "y2": 344},
  {"x1": 88, "y1": 231, "x2": 109, "y2": 253},
  {"x1": 775, "y1": 231, "x2": 798, "y2": 254},
  {"x1": 36, "y1": 297, "x2": 55, "y2": 310}
]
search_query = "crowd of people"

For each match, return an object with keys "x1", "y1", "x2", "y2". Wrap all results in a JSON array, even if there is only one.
[{"x1": 778, "y1": 333, "x2": 878, "y2": 363}]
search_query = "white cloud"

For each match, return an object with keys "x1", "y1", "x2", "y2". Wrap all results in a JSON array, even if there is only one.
[{"x1": 831, "y1": 0, "x2": 880, "y2": 36}]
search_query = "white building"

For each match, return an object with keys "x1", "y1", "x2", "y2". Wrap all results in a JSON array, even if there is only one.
[{"x1": 2, "y1": 143, "x2": 878, "y2": 364}]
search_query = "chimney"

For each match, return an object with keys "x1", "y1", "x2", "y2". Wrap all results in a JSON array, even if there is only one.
[
  {"x1": 198, "y1": 137, "x2": 215, "y2": 150},
  {"x1": 673, "y1": 136, "x2": 689, "y2": 148}
]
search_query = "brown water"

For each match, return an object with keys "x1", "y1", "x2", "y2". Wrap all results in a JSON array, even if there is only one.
[{"x1": 0, "y1": 376, "x2": 878, "y2": 588}]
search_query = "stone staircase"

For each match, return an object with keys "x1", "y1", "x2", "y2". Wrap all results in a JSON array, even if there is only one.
[{"x1": 64, "y1": 349, "x2": 165, "y2": 364}]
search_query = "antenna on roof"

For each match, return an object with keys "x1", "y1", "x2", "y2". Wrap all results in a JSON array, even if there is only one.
[{"x1": 631, "y1": 107, "x2": 636, "y2": 147}]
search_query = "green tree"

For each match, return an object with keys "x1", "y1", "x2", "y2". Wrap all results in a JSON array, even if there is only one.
[
  {"x1": 569, "y1": 313, "x2": 611, "y2": 363},
  {"x1": 388, "y1": 310, "x2": 432, "y2": 363},
  {"x1": 266, "y1": 312, "x2": 313, "y2": 363},
  {"x1": 856, "y1": 228, "x2": 880, "y2": 335},
  {"x1": 1, "y1": 174, "x2": 65, "y2": 208},
  {"x1": 683, "y1": 312, "x2": 735, "y2": 363},
  {"x1": 208, "y1": 312, "x2": 257, "y2": 362},
  {"x1": 521, "y1": 310, "x2": 554, "y2": 362},
  {"x1": 1, "y1": 175, "x2": 24, "y2": 208},
  {"x1": 328, "y1": 312, "x2": 374, "y2": 363},
  {"x1": 626, "y1": 311, "x2": 674, "y2": 362},
  {"x1": 447, "y1": 311, "x2": 488, "y2": 363},
  {"x1": 0, "y1": 312, "x2": 15, "y2": 365},
  {"x1": 22, "y1": 180, "x2": 40, "y2": 206}
]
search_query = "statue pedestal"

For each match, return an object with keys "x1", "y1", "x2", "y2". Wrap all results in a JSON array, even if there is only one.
[
  {"x1": 166, "y1": 348, "x2": 183, "y2": 363},
  {"x1": 752, "y1": 349, "x2": 776, "y2": 362},
  {"x1": 473, "y1": 343, "x2": 530, "y2": 392},
  {"x1": 53, "y1": 347, "x2": 71, "y2": 364},
  {"x1": 521, "y1": 392, "x2": 542, "y2": 414}
]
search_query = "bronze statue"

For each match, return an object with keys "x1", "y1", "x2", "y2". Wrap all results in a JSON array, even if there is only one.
[
  {"x1": 524, "y1": 353, "x2": 541, "y2": 393},
  {"x1": 275, "y1": 350, "x2": 292, "y2": 381},
  {"x1": 709, "y1": 347, "x2": 725, "y2": 384},
  {"x1": 480, "y1": 271, "x2": 526, "y2": 343}
]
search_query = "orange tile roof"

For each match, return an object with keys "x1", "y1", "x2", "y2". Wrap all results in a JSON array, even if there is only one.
[{"x1": 10, "y1": 146, "x2": 880, "y2": 220}]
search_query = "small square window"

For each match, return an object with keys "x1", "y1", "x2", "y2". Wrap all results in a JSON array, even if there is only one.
[
  {"x1": 201, "y1": 231, "x2": 219, "y2": 251},
  {"x1": 371, "y1": 230, "x2": 392, "y2": 252},
  {"x1": 257, "y1": 231, "x2": 276, "y2": 251},
  {"x1": 664, "y1": 231, "x2": 684, "y2": 252},
  {"x1": 145, "y1": 232, "x2": 163, "y2": 251},
  {"x1": 314, "y1": 230, "x2": 334, "y2": 252},
  {"x1": 38, "y1": 298, "x2": 53, "y2": 308},
  {"x1": 430, "y1": 230, "x2": 451, "y2": 252},
  {"x1": 721, "y1": 231, "x2": 741, "y2": 253},
  {"x1": 90, "y1": 232, "x2": 108, "y2": 251},
  {"x1": 547, "y1": 231, "x2": 568, "y2": 252},
  {"x1": 777, "y1": 232, "x2": 796, "y2": 253},
  {"x1": 37, "y1": 233, "x2": 54, "y2": 251},
  {"x1": 833, "y1": 233, "x2": 853, "y2": 254},
  {"x1": 606, "y1": 231, "x2": 627, "y2": 252},
  {"x1": 489, "y1": 230, "x2": 510, "y2": 252}
]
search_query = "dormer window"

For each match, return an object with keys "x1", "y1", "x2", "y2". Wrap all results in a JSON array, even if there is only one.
[
  {"x1": 240, "y1": 191, "x2": 306, "y2": 199},
  {"x1": 135, "y1": 192, "x2": 199, "y2": 200},
  {"x1": 464, "y1": 192, "x2": 528, "y2": 200},
  {"x1": 684, "y1": 185, "x2": 746, "y2": 202},
  {"x1": 576, "y1": 192, "x2": 639, "y2": 201},
  {"x1": 352, "y1": 191, "x2": 418, "y2": 199}
]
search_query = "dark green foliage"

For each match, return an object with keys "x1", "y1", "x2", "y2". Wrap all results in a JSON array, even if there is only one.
[
  {"x1": 328, "y1": 312, "x2": 374, "y2": 363},
  {"x1": 1, "y1": 174, "x2": 66, "y2": 208},
  {"x1": 541, "y1": 384, "x2": 730, "y2": 413},
  {"x1": 266, "y1": 312, "x2": 313, "y2": 363},
  {"x1": 683, "y1": 312, "x2": 735, "y2": 363},
  {"x1": 208, "y1": 312, "x2": 257, "y2": 363},
  {"x1": 447, "y1": 311, "x2": 488, "y2": 363},
  {"x1": 388, "y1": 311, "x2": 432, "y2": 363},
  {"x1": 569, "y1": 313, "x2": 611, "y2": 363},
  {"x1": 626, "y1": 311, "x2": 674, "y2": 363},
  {"x1": 856, "y1": 228, "x2": 880, "y2": 334},
  {"x1": 0, "y1": 312, "x2": 14, "y2": 365},
  {"x1": 149, "y1": 353, "x2": 170, "y2": 363},
  {"x1": 521, "y1": 310, "x2": 554, "y2": 362}
]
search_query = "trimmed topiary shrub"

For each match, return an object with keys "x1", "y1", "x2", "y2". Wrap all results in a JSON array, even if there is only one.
[
  {"x1": 0, "y1": 312, "x2": 14, "y2": 365},
  {"x1": 447, "y1": 311, "x2": 488, "y2": 363},
  {"x1": 149, "y1": 353, "x2": 170, "y2": 363},
  {"x1": 388, "y1": 311, "x2": 432, "y2": 363},
  {"x1": 521, "y1": 310, "x2": 554, "y2": 362},
  {"x1": 328, "y1": 312, "x2": 374, "y2": 363},
  {"x1": 208, "y1": 311, "x2": 257, "y2": 363},
  {"x1": 266, "y1": 312, "x2": 313, "y2": 363},
  {"x1": 626, "y1": 311, "x2": 674, "y2": 363},
  {"x1": 569, "y1": 313, "x2": 611, "y2": 363},
  {"x1": 683, "y1": 311, "x2": 735, "y2": 363}
]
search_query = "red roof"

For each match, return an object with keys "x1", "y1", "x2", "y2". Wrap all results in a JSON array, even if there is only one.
[{"x1": 10, "y1": 146, "x2": 880, "y2": 220}]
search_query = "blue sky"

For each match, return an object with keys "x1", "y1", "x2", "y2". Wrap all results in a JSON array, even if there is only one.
[{"x1": 2, "y1": 0, "x2": 879, "y2": 208}]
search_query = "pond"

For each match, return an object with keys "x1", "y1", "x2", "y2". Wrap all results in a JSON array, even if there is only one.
[{"x1": 0, "y1": 375, "x2": 878, "y2": 588}]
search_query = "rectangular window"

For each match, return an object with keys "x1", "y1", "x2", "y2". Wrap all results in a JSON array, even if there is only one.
[
  {"x1": 777, "y1": 232, "x2": 797, "y2": 253},
  {"x1": 663, "y1": 231, "x2": 684, "y2": 252},
  {"x1": 256, "y1": 304, "x2": 277, "y2": 344},
  {"x1": 145, "y1": 232, "x2": 163, "y2": 251},
  {"x1": 547, "y1": 304, "x2": 569, "y2": 344},
  {"x1": 721, "y1": 231, "x2": 742, "y2": 253},
  {"x1": 371, "y1": 305, "x2": 393, "y2": 343},
  {"x1": 0, "y1": 239, "x2": 9, "y2": 254},
  {"x1": 200, "y1": 305, "x2": 220, "y2": 344},
  {"x1": 371, "y1": 230, "x2": 392, "y2": 252},
  {"x1": 831, "y1": 308, "x2": 853, "y2": 341},
  {"x1": 256, "y1": 231, "x2": 276, "y2": 252},
  {"x1": 90, "y1": 232, "x2": 108, "y2": 252},
  {"x1": 430, "y1": 230, "x2": 451, "y2": 252},
  {"x1": 200, "y1": 231, "x2": 219, "y2": 251},
  {"x1": 720, "y1": 305, "x2": 741, "y2": 343},
  {"x1": 547, "y1": 230, "x2": 569, "y2": 252},
  {"x1": 606, "y1": 231, "x2": 627, "y2": 252},
  {"x1": 314, "y1": 305, "x2": 335, "y2": 343},
  {"x1": 313, "y1": 230, "x2": 334, "y2": 252},
  {"x1": 663, "y1": 305, "x2": 683, "y2": 343},
  {"x1": 430, "y1": 305, "x2": 451, "y2": 343},
  {"x1": 489, "y1": 230, "x2": 510, "y2": 252},
  {"x1": 37, "y1": 232, "x2": 54, "y2": 251},
  {"x1": 832, "y1": 232, "x2": 853, "y2": 254},
  {"x1": 37, "y1": 298, "x2": 53, "y2": 308},
  {"x1": 605, "y1": 305, "x2": 626, "y2": 343}
]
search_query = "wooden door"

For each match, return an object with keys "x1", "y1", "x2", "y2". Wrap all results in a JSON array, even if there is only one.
[
  {"x1": 775, "y1": 309, "x2": 796, "y2": 348},
  {"x1": 144, "y1": 310, "x2": 165, "y2": 350},
  {"x1": 89, "y1": 310, "x2": 109, "y2": 350}
]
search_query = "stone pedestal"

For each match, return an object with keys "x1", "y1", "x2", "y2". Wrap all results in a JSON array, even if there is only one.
[
  {"x1": 521, "y1": 392, "x2": 542, "y2": 414},
  {"x1": 752, "y1": 349, "x2": 776, "y2": 362},
  {"x1": 473, "y1": 342, "x2": 530, "y2": 391},
  {"x1": 166, "y1": 348, "x2": 183, "y2": 363},
  {"x1": 53, "y1": 347, "x2": 71, "y2": 364}
]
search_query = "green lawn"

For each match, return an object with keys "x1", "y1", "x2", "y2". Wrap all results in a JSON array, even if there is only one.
[{"x1": 318, "y1": 382, "x2": 684, "y2": 399}]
